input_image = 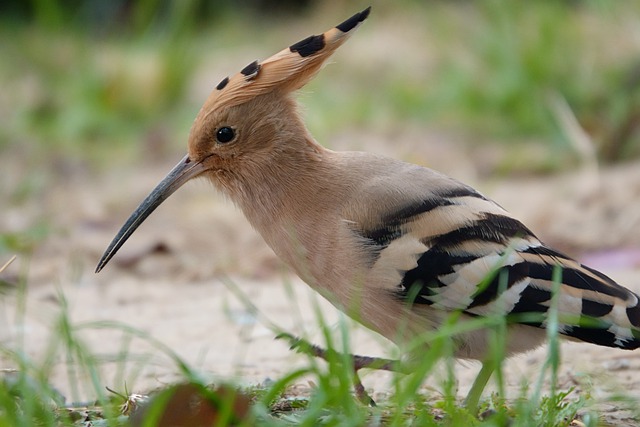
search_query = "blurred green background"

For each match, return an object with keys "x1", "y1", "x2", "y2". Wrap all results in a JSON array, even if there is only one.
[{"x1": 2, "y1": 0, "x2": 640, "y2": 255}]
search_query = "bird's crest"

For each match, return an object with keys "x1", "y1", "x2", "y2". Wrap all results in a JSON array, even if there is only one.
[{"x1": 199, "y1": 7, "x2": 370, "y2": 113}]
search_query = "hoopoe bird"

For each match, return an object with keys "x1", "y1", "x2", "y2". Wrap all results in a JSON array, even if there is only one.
[{"x1": 96, "y1": 7, "x2": 640, "y2": 409}]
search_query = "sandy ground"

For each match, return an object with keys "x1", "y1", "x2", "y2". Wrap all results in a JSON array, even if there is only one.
[{"x1": 2, "y1": 128, "x2": 640, "y2": 424}]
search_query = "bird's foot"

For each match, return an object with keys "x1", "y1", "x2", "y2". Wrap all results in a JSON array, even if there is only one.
[{"x1": 276, "y1": 333, "x2": 403, "y2": 406}]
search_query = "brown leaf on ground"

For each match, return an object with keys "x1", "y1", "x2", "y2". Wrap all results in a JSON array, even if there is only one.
[{"x1": 129, "y1": 383, "x2": 252, "y2": 427}]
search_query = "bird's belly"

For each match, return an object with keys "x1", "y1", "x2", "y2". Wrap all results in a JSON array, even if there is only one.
[{"x1": 314, "y1": 280, "x2": 547, "y2": 362}]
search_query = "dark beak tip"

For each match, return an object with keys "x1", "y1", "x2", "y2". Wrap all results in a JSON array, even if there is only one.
[{"x1": 95, "y1": 255, "x2": 109, "y2": 273}]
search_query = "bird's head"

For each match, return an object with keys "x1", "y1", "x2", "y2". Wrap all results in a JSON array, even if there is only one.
[{"x1": 96, "y1": 7, "x2": 370, "y2": 272}]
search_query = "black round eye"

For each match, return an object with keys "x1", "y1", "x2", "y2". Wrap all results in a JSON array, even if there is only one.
[{"x1": 216, "y1": 126, "x2": 235, "y2": 143}]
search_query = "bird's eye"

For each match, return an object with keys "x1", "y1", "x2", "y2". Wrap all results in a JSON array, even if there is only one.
[{"x1": 216, "y1": 126, "x2": 235, "y2": 143}]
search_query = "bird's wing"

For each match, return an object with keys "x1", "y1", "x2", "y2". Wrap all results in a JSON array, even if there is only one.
[{"x1": 354, "y1": 180, "x2": 640, "y2": 350}]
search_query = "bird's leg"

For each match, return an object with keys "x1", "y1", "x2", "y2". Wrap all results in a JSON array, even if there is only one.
[
  {"x1": 349, "y1": 352, "x2": 405, "y2": 406},
  {"x1": 464, "y1": 359, "x2": 495, "y2": 413},
  {"x1": 276, "y1": 333, "x2": 405, "y2": 406},
  {"x1": 278, "y1": 333, "x2": 496, "y2": 411}
]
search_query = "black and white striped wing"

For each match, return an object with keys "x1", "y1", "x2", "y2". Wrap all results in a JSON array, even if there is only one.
[{"x1": 362, "y1": 186, "x2": 640, "y2": 350}]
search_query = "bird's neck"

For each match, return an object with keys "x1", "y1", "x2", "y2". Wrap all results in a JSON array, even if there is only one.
[{"x1": 218, "y1": 135, "x2": 348, "y2": 278}]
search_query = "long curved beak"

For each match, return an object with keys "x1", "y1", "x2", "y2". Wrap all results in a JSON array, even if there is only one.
[{"x1": 95, "y1": 155, "x2": 207, "y2": 273}]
